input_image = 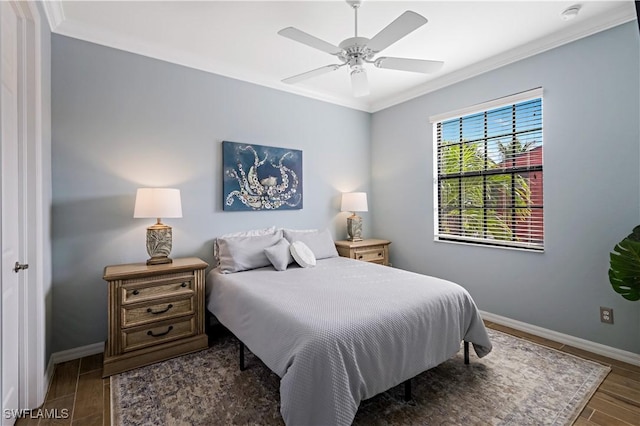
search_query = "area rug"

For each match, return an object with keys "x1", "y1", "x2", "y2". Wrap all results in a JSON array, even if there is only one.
[{"x1": 111, "y1": 329, "x2": 609, "y2": 425}]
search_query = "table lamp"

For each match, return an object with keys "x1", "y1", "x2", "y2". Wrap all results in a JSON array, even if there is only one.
[
  {"x1": 340, "y1": 192, "x2": 368, "y2": 242},
  {"x1": 134, "y1": 188, "x2": 182, "y2": 265}
]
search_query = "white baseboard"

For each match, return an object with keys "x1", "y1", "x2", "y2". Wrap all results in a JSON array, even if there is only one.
[
  {"x1": 49, "y1": 341, "x2": 104, "y2": 366},
  {"x1": 43, "y1": 356, "x2": 55, "y2": 399},
  {"x1": 481, "y1": 310, "x2": 640, "y2": 367},
  {"x1": 42, "y1": 342, "x2": 104, "y2": 405}
]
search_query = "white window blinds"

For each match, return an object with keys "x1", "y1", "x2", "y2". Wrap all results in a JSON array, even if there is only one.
[{"x1": 432, "y1": 89, "x2": 544, "y2": 250}]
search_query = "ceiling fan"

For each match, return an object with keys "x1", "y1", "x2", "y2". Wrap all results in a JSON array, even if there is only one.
[{"x1": 278, "y1": 0, "x2": 443, "y2": 98}]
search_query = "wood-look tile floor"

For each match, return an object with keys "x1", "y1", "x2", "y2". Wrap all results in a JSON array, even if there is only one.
[{"x1": 16, "y1": 322, "x2": 640, "y2": 425}]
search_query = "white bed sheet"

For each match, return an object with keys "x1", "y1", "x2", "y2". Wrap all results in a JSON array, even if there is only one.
[{"x1": 207, "y1": 256, "x2": 492, "y2": 425}]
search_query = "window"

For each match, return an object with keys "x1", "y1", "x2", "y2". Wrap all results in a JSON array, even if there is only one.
[{"x1": 430, "y1": 88, "x2": 543, "y2": 251}]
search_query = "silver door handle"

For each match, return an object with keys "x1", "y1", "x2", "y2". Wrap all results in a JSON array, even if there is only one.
[{"x1": 13, "y1": 262, "x2": 29, "y2": 273}]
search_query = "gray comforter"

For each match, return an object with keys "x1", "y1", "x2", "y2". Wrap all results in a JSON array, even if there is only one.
[{"x1": 207, "y1": 257, "x2": 492, "y2": 425}]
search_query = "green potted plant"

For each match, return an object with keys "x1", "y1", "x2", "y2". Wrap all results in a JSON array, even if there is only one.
[{"x1": 609, "y1": 225, "x2": 640, "y2": 301}]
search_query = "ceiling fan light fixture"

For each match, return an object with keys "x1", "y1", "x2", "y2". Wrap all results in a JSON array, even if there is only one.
[
  {"x1": 348, "y1": 54, "x2": 365, "y2": 68},
  {"x1": 350, "y1": 69, "x2": 369, "y2": 97}
]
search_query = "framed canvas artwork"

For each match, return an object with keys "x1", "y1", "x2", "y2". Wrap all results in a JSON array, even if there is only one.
[{"x1": 222, "y1": 141, "x2": 303, "y2": 211}]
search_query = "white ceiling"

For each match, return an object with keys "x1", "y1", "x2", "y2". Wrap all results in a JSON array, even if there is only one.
[{"x1": 44, "y1": 1, "x2": 637, "y2": 112}]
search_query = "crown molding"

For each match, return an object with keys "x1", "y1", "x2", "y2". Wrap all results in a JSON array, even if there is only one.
[
  {"x1": 41, "y1": 0, "x2": 65, "y2": 32},
  {"x1": 370, "y1": 5, "x2": 637, "y2": 112}
]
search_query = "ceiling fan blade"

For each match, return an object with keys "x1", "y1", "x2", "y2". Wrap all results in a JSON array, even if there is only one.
[
  {"x1": 374, "y1": 57, "x2": 444, "y2": 73},
  {"x1": 278, "y1": 27, "x2": 342, "y2": 55},
  {"x1": 350, "y1": 69, "x2": 369, "y2": 97},
  {"x1": 282, "y1": 64, "x2": 342, "y2": 85},
  {"x1": 367, "y1": 11, "x2": 428, "y2": 53}
]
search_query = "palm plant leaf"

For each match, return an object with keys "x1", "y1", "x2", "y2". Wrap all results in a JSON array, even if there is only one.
[{"x1": 609, "y1": 226, "x2": 640, "y2": 301}]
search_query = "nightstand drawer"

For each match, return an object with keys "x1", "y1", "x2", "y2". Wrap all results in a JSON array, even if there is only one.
[
  {"x1": 121, "y1": 297, "x2": 194, "y2": 328},
  {"x1": 122, "y1": 316, "x2": 196, "y2": 353},
  {"x1": 354, "y1": 247, "x2": 386, "y2": 263},
  {"x1": 121, "y1": 275, "x2": 194, "y2": 304},
  {"x1": 335, "y1": 239, "x2": 391, "y2": 266}
]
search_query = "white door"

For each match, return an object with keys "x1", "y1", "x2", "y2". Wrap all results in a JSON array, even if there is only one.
[
  {"x1": 1, "y1": 1, "x2": 22, "y2": 423},
  {"x1": 2, "y1": 1, "x2": 47, "y2": 421}
]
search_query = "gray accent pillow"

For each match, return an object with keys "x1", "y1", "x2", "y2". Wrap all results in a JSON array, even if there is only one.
[
  {"x1": 264, "y1": 238, "x2": 293, "y2": 271},
  {"x1": 283, "y1": 229, "x2": 338, "y2": 260},
  {"x1": 218, "y1": 231, "x2": 283, "y2": 273},
  {"x1": 213, "y1": 226, "x2": 276, "y2": 264}
]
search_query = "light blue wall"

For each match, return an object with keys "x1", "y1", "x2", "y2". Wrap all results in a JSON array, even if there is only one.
[
  {"x1": 371, "y1": 22, "x2": 640, "y2": 354},
  {"x1": 51, "y1": 35, "x2": 371, "y2": 352}
]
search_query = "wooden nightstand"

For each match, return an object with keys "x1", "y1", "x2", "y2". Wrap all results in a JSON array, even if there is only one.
[
  {"x1": 335, "y1": 239, "x2": 391, "y2": 266},
  {"x1": 102, "y1": 257, "x2": 209, "y2": 377}
]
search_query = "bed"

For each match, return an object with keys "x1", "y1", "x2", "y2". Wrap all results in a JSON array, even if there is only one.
[{"x1": 207, "y1": 245, "x2": 492, "y2": 426}]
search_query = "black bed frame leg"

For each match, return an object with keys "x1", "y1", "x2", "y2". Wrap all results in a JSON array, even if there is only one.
[
  {"x1": 239, "y1": 341, "x2": 246, "y2": 371},
  {"x1": 464, "y1": 341, "x2": 470, "y2": 365},
  {"x1": 403, "y1": 379, "x2": 412, "y2": 402}
]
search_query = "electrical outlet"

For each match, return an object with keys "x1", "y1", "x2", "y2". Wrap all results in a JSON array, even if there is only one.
[{"x1": 600, "y1": 307, "x2": 614, "y2": 324}]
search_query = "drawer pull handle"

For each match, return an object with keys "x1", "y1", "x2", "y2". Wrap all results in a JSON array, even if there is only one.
[
  {"x1": 147, "y1": 304, "x2": 173, "y2": 315},
  {"x1": 181, "y1": 282, "x2": 188, "y2": 288},
  {"x1": 378, "y1": 253, "x2": 383, "y2": 256},
  {"x1": 132, "y1": 289, "x2": 140, "y2": 296},
  {"x1": 147, "y1": 326, "x2": 173, "y2": 338},
  {"x1": 358, "y1": 255, "x2": 363, "y2": 259}
]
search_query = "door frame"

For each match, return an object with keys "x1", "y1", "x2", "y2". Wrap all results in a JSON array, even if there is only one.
[
  {"x1": 1, "y1": 0, "x2": 47, "y2": 410},
  {"x1": 18, "y1": 0, "x2": 47, "y2": 409},
  {"x1": 22, "y1": 0, "x2": 47, "y2": 408}
]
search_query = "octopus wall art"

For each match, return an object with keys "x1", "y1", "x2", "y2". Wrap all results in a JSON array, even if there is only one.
[{"x1": 222, "y1": 141, "x2": 303, "y2": 211}]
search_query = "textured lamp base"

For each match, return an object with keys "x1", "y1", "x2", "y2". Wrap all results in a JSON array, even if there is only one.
[
  {"x1": 346, "y1": 215, "x2": 363, "y2": 242},
  {"x1": 146, "y1": 256, "x2": 173, "y2": 265},
  {"x1": 146, "y1": 224, "x2": 173, "y2": 265}
]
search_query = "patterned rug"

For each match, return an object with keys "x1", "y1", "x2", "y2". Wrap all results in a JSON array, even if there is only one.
[{"x1": 111, "y1": 329, "x2": 609, "y2": 425}]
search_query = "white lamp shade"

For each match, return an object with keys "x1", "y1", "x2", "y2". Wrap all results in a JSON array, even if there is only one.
[
  {"x1": 134, "y1": 188, "x2": 183, "y2": 218},
  {"x1": 341, "y1": 192, "x2": 368, "y2": 212}
]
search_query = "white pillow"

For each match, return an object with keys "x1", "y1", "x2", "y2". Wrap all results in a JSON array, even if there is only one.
[
  {"x1": 214, "y1": 226, "x2": 276, "y2": 263},
  {"x1": 284, "y1": 229, "x2": 338, "y2": 260},
  {"x1": 264, "y1": 238, "x2": 293, "y2": 271},
  {"x1": 217, "y1": 231, "x2": 282, "y2": 273},
  {"x1": 290, "y1": 241, "x2": 316, "y2": 268}
]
